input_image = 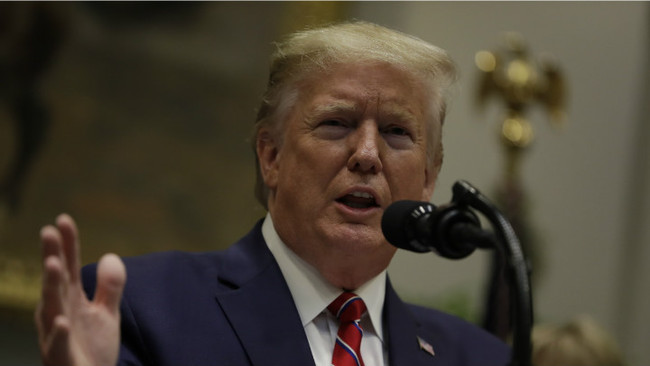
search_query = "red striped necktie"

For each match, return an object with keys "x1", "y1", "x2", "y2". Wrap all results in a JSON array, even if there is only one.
[{"x1": 328, "y1": 292, "x2": 367, "y2": 366}]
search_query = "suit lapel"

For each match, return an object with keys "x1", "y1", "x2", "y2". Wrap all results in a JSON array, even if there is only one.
[
  {"x1": 213, "y1": 223, "x2": 315, "y2": 366},
  {"x1": 384, "y1": 278, "x2": 440, "y2": 366}
]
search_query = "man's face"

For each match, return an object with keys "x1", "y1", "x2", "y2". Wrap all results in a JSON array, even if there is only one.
[{"x1": 258, "y1": 62, "x2": 439, "y2": 288}]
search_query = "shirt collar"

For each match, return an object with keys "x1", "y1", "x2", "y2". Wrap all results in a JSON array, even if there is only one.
[{"x1": 262, "y1": 213, "x2": 386, "y2": 341}]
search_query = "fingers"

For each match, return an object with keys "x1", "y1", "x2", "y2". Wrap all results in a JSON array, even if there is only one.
[
  {"x1": 56, "y1": 214, "x2": 81, "y2": 283},
  {"x1": 38, "y1": 254, "x2": 67, "y2": 336},
  {"x1": 36, "y1": 213, "x2": 82, "y2": 340},
  {"x1": 94, "y1": 253, "x2": 126, "y2": 314},
  {"x1": 40, "y1": 224, "x2": 63, "y2": 264},
  {"x1": 40, "y1": 315, "x2": 73, "y2": 366},
  {"x1": 39, "y1": 213, "x2": 80, "y2": 285},
  {"x1": 38, "y1": 225, "x2": 68, "y2": 337}
]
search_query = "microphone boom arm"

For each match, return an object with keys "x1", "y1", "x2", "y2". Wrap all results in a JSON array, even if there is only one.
[{"x1": 450, "y1": 180, "x2": 533, "y2": 366}]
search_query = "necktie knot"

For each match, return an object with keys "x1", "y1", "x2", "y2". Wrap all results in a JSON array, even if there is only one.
[{"x1": 328, "y1": 292, "x2": 366, "y2": 323}]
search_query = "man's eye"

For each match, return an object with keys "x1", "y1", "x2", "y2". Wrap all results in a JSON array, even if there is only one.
[
  {"x1": 314, "y1": 119, "x2": 349, "y2": 140},
  {"x1": 320, "y1": 119, "x2": 346, "y2": 127},
  {"x1": 382, "y1": 125, "x2": 415, "y2": 149},
  {"x1": 384, "y1": 126, "x2": 410, "y2": 136}
]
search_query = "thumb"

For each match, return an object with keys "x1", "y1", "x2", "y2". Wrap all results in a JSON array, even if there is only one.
[{"x1": 94, "y1": 253, "x2": 126, "y2": 313}]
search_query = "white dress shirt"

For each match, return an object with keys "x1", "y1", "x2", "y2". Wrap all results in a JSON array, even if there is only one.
[{"x1": 262, "y1": 213, "x2": 388, "y2": 366}]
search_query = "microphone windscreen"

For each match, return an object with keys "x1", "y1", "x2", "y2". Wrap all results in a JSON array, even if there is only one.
[{"x1": 381, "y1": 200, "x2": 431, "y2": 252}]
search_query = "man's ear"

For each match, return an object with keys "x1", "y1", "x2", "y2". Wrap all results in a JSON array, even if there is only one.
[{"x1": 256, "y1": 129, "x2": 280, "y2": 190}]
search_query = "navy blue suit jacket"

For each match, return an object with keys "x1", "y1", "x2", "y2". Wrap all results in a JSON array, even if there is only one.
[{"x1": 82, "y1": 220, "x2": 510, "y2": 366}]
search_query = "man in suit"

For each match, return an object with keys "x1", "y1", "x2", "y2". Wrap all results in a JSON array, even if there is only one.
[{"x1": 36, "y1": 21, "x2": 510, "y2": 366}]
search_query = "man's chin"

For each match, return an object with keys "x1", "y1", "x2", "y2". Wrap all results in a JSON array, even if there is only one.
[{"x1": 327, "y1": 224, "x2": 386, "y2": 248}]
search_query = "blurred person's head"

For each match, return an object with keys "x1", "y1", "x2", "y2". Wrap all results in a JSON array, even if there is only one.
[{"x1": 532, "y1": 315, "x2": 625, "y2": 366}]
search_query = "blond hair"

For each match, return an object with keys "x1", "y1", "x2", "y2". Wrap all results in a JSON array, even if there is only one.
[
  {"x1": 253, "y1": 21, "x2": 457, "y2": 208},
  {"x1": 532, "y1": 315, "x2": 625, "y2": 366}
]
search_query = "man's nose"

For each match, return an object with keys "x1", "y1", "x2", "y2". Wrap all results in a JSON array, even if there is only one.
[{"x1": 347, "y1": 122, "x2": 383, "y2": 174}]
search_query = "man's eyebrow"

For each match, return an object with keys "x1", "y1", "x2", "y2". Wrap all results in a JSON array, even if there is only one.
[
  {"x1": 310, "y1": 100, "x2": 358, "y2": 115},
  {"x1": 306, "y1": 99, "x2": 419, "y2": 125},
  {"x1": 381, "y1": 104, "x2": 418, "y2": 124}
]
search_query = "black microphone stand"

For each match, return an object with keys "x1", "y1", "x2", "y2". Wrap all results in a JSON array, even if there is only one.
[{"x1": 448, "y1": 180, "x2": 533, "y2": 366}]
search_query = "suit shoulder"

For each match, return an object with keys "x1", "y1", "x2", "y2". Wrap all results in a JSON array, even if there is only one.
[
  {"x1": 81, "y1": 250, "x2": 222, "y2": 296},
  {"x1": 82, "y1": 250, "x2": 220, "y2": 275}
]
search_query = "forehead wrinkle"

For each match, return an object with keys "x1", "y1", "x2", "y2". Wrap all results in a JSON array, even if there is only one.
[
  {"x1": 313, "y1": 99, "x2": 357, "y2": 115},
  {"x1": 370, "y1": 86, "x2": 422, "y2": 124}
]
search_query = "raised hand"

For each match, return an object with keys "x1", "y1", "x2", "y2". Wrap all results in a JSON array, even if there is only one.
[{"x1": 35, "y1": 214, "x2": 126, "y2": 366}]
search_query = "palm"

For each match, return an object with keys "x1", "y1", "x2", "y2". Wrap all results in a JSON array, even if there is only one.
[{"x1": 63, "y1": 285, "x2": 120, "y2": 365}]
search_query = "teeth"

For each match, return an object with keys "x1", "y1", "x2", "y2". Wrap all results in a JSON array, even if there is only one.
[
  {"x1": 337, "y1": 191, "x2": 378, "y2": 208},
  {"x1": 350, "y1": 191, "x2": 373, "y2": 199}
]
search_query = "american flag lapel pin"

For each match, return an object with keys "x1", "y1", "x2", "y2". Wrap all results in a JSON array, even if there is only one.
[{"x1": 417, "y1": 336, "x2": 435, "y2": 356}]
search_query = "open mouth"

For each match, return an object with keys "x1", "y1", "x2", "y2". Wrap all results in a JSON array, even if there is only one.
[{"x1": 336, "y1": 191, "x2": 379, "y2": 209}]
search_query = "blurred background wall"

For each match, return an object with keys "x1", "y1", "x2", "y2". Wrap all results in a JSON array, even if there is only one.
[{"x1": 0, "y1": 2, "x2": 647, "y2": 365}]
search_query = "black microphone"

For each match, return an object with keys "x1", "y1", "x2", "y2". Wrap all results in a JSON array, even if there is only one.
[{"x1": 381, "y1": 200, "x2": 489, "y2": 259}]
